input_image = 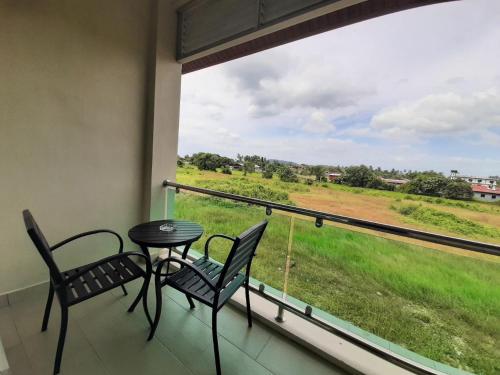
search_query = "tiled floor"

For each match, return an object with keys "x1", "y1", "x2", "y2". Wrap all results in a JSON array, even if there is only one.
[{"x1": 0, "y1": 280, "x2": 347, "y2": 375}]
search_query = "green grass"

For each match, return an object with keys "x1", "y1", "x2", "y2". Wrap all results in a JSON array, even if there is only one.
[
  {"x1": 392, "y1": 204, "x2": 500, "y2": 240},
  {"x1": 195, "y1": 178, "x2": 294, "y2": 204},
  {"x1": 174, "y1": 193, "x2": 500, "y2": 375},
  {"x1": 324, "y1": 182, "x2": 500, "y2": 215}
]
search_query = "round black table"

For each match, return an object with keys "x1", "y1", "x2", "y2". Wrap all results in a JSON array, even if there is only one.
[
  {"x1": 128, "y1": 219, "x2": 203, "y2": 263},
  {"x1": 129, "y1": 219, "x2": 203, "y2": 311}
]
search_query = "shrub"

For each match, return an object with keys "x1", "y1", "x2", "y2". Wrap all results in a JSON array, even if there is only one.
[
  {"x1": 262, "y1": 169, "x2": 273, "y2": 179},
  {"x1": 278, "y1": 166, "x2": 299, "y2": 183},
  {"x1": 196, "y1": 178, "x2": 291, "y2": 204},
  {"x1": 398, "y1": 204, "x2": 420, "y2": 216},
  {"x1": 221, "y1": 166, "x2": 232, "y2": 175},
  {"x1": 394, "y1": 204, "x2": 500, "y2": 238}
]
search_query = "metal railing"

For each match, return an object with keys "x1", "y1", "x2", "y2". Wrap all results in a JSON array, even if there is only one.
[
  {"x1": 164, "y1": 180, "x2": 500, "y2": 256},
  {"x1": 163, "y1": 180, "x2": 499, "y2": 375}
]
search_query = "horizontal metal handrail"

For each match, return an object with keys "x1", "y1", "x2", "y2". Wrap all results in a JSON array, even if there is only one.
[{"x1": 163, "y1": 180, "x2": 500, "y2": 257}]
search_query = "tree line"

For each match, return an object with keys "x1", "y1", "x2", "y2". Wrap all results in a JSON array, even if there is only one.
[{"x1": 179, "y1": 153, "x2": 473, "y2": 200}]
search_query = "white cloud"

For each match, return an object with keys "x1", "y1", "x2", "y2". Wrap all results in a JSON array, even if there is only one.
[
  {"x1": 370, "y1": 89, "x2": 500, "y2": 139},
  {"x1": 303, "y1": 111, "x2": 335, "y2": 134}
]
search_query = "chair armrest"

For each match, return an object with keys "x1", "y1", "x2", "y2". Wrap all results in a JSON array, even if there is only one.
[
  {"x1": 51, "y1": 229, "x2": 123, "y2": 253},
  {"x1": 204, "y1": 234, "x2": 235, "y2": 258},
  {"x1": 63, "y1": 251, "x2": 150, "y2": 285},
  {"x1": 156, "y1": 257, "x2": 216, "y2": 290}
]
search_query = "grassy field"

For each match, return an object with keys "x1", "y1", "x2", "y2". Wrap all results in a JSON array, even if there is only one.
[
  {"x1": 177, "y1": 165, "x2": 500, "y2": 245},
  {"x1": 175, "y1": 166, "x2": 500, "y2": 374}
]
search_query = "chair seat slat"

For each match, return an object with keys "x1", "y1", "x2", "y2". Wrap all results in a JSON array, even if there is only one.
[
  {"x1": 110, "y1": 258, "x2": 133, "y2": 280},
  {"x1": 81, "y1": 269, "x2": 101, "y2": 293},
  {"x1": 70, "y1": 275, "x2": 88, "y2": 298},
  {"x1": 92, "y1": 266, "x2": 112, "y2": 289},
  {"x1": 100, "y1": 262, "x2": 122, "y2": 284}
]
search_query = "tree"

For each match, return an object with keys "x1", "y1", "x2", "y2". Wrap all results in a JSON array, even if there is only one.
[
  {"x1": 278, "y1": 166, "x2": 298, "y2": 183},
  {"x1": 343, "y1": 165, "x2": 375, "y2": 187},
  {"x1": 442, "y1": 180, "x2": 473, "y2": 200},
  {"x1": 191, "y1": 152, "x2": 225, "y2": 171},
  {"x1": 243, "y1": 154, "x2": 267, "y2": 168},
  {"x1": 309, "y1": 165, "x2": 326, "y2": 182},
  {"x1": 242, "y1": 161, "x2": 255, "y2": 176},
  {"x1": 401, "y1": 175, "x2": 448, "y2": 196}
]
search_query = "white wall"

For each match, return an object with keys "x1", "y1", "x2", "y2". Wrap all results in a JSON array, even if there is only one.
[
  {"x1": 0, "y1": 0, "x2": 182, "y2": 294},
  {"x1": 473, "y1": 192, "x2": 498, "y2": 202}
]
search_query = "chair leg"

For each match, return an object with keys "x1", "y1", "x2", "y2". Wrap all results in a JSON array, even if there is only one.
[
  {"x1": 141, "y1": 276, "x2": 153, "y2": 327},
  {"x1": 245, "y1": 281, "x2": 252, "y2": 328},
  {"x1": 212, "y1": 310, "x2": 222, "y2": 375},
  {"x1": 120, "y1": 285, "x2": 128, "y2": 296},
  {"x1": 53, "y1": 304, "x2": 68, "y2": 375},
  {"x1": 148, "y1": 274, "x2": 163, "y2": 341},
  {"x1": 186, "y1": 295, "x2": 195, "y2": 309},
  {"x1": 41, "y1": 285, "x2": 54, "y2": 332}
]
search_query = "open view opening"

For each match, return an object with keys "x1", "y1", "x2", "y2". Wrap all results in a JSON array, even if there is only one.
[{"x1": 175, "y1": 1, "x2": 500, "y2": 374}]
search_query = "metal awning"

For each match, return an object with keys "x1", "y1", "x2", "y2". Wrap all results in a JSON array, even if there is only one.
[{"x1": 178, "y1": 0, "x2": 457, "y2": 74}]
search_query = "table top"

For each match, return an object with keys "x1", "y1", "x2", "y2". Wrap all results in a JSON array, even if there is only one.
[{"x1": 128, "y1": 219, "x2": 203, "y2": 248}]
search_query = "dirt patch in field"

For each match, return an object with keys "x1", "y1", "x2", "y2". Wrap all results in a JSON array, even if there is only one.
[
  {"x1": 290, "y1": 188, "x2": 404, "y2": 226},
  {"x1": 289, "y1": 188, "x2": 500, "y2": 263}
]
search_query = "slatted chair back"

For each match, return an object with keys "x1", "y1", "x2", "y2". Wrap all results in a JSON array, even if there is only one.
[
  {"x1": 23, "y1": 209, "x2": 64, "y2": 286},
  {"x1": 216, "y1": 220, "x2": 268, "y2": 290}
]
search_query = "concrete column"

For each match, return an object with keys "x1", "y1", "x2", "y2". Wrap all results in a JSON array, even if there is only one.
[{"x1": 143, "y1": 0, "x2": 183, "y2": 221}]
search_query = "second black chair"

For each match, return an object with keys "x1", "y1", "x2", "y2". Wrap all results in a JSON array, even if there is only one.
[{"x1": 149, "y1": 220, "x2": 268, "y2": 375}]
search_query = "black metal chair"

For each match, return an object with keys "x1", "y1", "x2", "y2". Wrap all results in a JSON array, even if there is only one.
[
  {"x1": 22, "y1": 209, "x2": 153, "y2": 375},
  {"x1": 149, "y1": 220, "x2": 268, "y2": 375}
]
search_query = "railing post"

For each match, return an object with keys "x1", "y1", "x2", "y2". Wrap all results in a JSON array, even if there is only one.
[
  {"x1": 276, "y1": 216, "x2": 295, "y2": 323},
  {"x1": 275, "y1": 305, "x2": 285, "y2": 323}
]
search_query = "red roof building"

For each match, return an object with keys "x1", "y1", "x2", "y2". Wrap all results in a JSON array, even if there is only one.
[{"x1": 471, "y1": 184, "x2": 497, "y2": 202}]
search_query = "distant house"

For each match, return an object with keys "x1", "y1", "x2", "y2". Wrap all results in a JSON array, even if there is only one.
[
  {"x1": 462, "y1": 176, "x2": 496, "y2": 189},
  {"x1": 327, "y1": 172, "x2": 342, "y2": 182},
  {"x1": 450, "y1": 172, "x2": 497, "y2": 190},
  {"x1": 229, "y1": 163, "x2": 243, "y2": 171},
  {"x1": 380, "y1": 178, "x2": 409, "y2": 186},
  {"x1": 471, "y1": 184, "x2": 497, "y2": 202}
]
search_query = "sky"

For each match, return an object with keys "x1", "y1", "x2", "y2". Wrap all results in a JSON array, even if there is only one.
[{"x1": 179, "y1": 0, "x2": 500, "y2": 176}]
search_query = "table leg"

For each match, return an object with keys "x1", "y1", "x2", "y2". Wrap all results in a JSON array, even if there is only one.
[
  {"x1": 140, "y1": 245, "x2": 151, "y2": 262},
  {"x1": 181, "y1": 242, "x2": 192, "y2": 259}
]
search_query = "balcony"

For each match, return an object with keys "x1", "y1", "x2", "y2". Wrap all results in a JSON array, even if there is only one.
[
  {"x1": 1, "y1": 183, "x2": 499, "y2": 375},
  {"x1": 1, "y1": 1, "x2": 498, "y2": 375}
]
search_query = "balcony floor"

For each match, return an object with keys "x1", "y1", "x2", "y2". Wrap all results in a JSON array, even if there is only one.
[{"x1": 0, "y1": 280, "x2": 346, "y2": 375}]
